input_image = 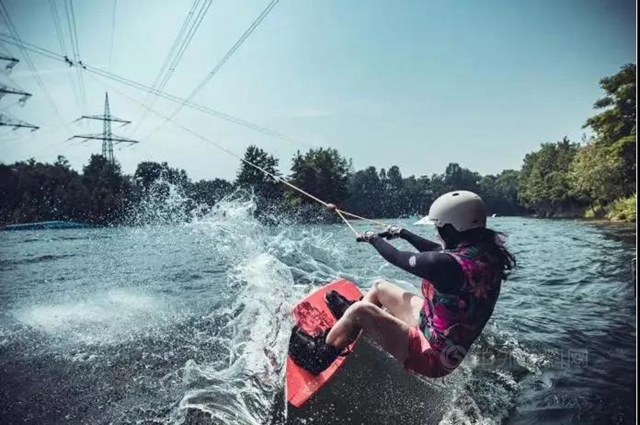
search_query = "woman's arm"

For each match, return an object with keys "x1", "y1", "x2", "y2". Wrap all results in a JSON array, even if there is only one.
[
  {"x1": 399, "y1": 229, "x2": 443, "y2": 252},
  {"x1": 368, "y1": 236, "x2": 463, "y2": 293}
]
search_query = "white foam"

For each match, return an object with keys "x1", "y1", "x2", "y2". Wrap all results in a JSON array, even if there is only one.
[
  {"x1": 174, "y1": 253, "x2": 303, "y2": 424},
  {"x1": 13, "y1": 289, "x2": 164, "y2": 345}
]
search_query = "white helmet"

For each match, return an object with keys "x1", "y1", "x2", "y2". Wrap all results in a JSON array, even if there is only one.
[{"x1": 428, "y1": 190, "x2": 487, "y2": 232}]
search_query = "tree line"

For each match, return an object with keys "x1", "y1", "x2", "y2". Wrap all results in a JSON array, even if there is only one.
[
  {"x1": 518, "y1": 63, "x2": 635, "y2": 221},
  {"x1": 0, "y1": 63, "x2": 635, "y2": 226},
  {"x1": 0, "y1": 149, "x2": 527, "y2": 226}
]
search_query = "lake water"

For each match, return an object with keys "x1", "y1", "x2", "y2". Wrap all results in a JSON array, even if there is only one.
[{"x1": 0, "y1": 199, "x2": 636, "y2": 424}]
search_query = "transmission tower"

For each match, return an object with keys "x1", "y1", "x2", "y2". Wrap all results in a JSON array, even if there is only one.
[
  {"x1": 0, "y1": 83, "x2": 32, "y2": 104},
  {"x1": 0, "y1": 54, "x2": 19, "y2": 73},
  {"x1": 0, "y1": 55, "x2": 38, "y2": 131},
  {"x1": 0, "y1": 112, "x2": 38, "y2": 130},
  {"x1": 69, "y1": 92, "x2": 139, "y2": 163}
]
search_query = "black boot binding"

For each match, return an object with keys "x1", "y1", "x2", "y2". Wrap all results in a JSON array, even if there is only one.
[
  {"x1": 324, "y1": 290, "x2": 359, "y2": 320},
  {"x1": 288, "y1": 326, "x2": 343, "y2": 375}
]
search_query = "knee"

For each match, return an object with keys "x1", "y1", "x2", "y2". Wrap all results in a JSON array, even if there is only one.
[
  {"x1": 345, "y1": 300, "x2": 378, "y2": 321},
  {"x1": 372, "y1": 279, "x2": 390, "y2": 293}
]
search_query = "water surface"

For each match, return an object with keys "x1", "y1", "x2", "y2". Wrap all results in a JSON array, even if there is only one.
[{"x1": 0, "y1": 202, "x2": 636, "y2": 424}]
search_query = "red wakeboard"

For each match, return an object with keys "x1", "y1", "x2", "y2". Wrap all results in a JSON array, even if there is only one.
[{"x1": 286, "y1": 279, "x2": 363, "y2": 408}]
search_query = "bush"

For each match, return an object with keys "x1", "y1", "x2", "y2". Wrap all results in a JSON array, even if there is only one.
[
  {"x1": 607, "y1": 195, "x2": 637, "y2": 222},
  {"x1": 583, "y1": 205, "x2": 607, "y2": 219}
]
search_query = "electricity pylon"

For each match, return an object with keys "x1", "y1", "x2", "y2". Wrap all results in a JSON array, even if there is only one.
[
  {"x1": 0, "y1": 83, "x2": 32, "y2": 104},
  {"x1": 0, "y1": 112, "x2": 38, "y2": 131},
  {"x1": 0, "y1": 55, "x2": 19, "y2": 73},
  {"x1": 69, "y1": 92, "x2": 139, "y2": 164},
  {"x1": 0, "y1": 54, "x2": 37, "y2": 130}
]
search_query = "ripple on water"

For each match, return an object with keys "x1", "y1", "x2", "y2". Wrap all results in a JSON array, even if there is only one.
[{"x1": 0, "y1": 211, "x2": 635, "y2": 424}]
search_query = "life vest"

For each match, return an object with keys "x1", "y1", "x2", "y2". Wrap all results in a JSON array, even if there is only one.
[{"x1": 420, "y1": 244, "x2": 501, "y2": 356}]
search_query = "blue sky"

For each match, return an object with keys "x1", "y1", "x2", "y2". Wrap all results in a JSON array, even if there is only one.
[{"x1": 0, "y1": 0, "x2": 636, "y2": 181}]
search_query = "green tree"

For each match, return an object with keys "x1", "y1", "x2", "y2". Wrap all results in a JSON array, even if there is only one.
[
  {"x1": 377, "y1": 168, "x2": 390, "y2": 215},
  {"x1": 384, "y1": 166, "x2": 405, "y2": 217},
  {"x1": 82, "y1": 155, "x2": 133, "y2": 224},
  {"x1": 518, "y1": 138, "x2": 581, "y2": 216},
  {"x1": 288, "y1": 148, "x2": 351, "y2": 207},
  {"x1": 190, "y1": 178, "x2": 234, "y2": 207},
  {"x1": 134, "y1": 161, "x2": 190, "y2": 194},
  {"x1": 0, "y1": 156, "x2": 86, "y2": 225},
  {"x1": 495, "y1": 170, "x2": 524, "y2": 215},
  {"x1": 479, "y1": 170, "x2": 525, "y2": 216},
  {"x1": 345, "y1": 166, "x2": 383, "y2": 216},
  {"x1": 569, "y1": 141, "x2": 624, "y2": 214},
  {"x1": 402, "y1": 175, "x2": 433, "y2": 217},
  {"x1": 584, "y1": 63, "x2": 636, "y2": 193},
  {"x1": 236, "y1": 145, "x2": 281, "y2": 200},
  {"x1": 442, "y1": 163, "x2": 481, "y2": 193},
  {"x1": 54, "y1": 155, "x2": 71, "y2": 169}
]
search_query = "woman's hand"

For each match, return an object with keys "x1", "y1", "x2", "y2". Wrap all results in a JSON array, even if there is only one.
[
  {"x1": 356, "y1": 231, "x2": 377, "y2": 243},
  {"x1": 379, "y1": 225, "x2": 403, "y2": 240}
]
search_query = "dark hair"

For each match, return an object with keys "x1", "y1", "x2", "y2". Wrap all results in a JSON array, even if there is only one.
[{"x1": 437, "y1": 224, "x2": 516, "y2": 281}]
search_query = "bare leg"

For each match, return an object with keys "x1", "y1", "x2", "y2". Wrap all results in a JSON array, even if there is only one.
[
  {"x1": 326, "y1": 301, "x2": 413, "y2": 363},
  {"x1": 326, "y1": 279, "x2": 424, "y2": 363},
  {"x1": 364, "y1": 279, "x2": 424, "y2": 326}
]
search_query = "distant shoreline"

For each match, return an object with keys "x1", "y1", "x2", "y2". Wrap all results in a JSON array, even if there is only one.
[{"x1": 2, "y1": 213, "x2": 635, "y2": 231}]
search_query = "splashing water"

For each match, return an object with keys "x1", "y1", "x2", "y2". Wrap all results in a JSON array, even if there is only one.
[
  {"x1": 0, "y1": 185, "x2": 635, "y2": 424},
  {"x1": 173, "y1": 253, "x2": 295, "y2": 424}
]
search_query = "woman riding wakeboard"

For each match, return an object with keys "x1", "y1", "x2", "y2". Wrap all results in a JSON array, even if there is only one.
[{"x1": 289, "y1": 190, "x2": 516, "y2": 377}]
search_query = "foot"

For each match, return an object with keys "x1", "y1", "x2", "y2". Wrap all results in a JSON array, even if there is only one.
[
  {"x1": 324, "y1": 290, "x2": 358, "y2": 320},
  {"x1": 288, "y1": 326, "x2": 342, "y2": 375}
]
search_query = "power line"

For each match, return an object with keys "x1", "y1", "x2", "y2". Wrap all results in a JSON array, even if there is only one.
[
  {"x1": 156, "y1": 0, "x2": 213, "y2": 95},
  {"x1": 161, "y1": 0, "x2": 203, "y2": 76},
  {"x1": 165, "y1": 0, "x2": 211, "y2": 78},
  {"x1": 48, "y1": 0, "x2": 68, "y2": 54},
  {"x1": 108, "y1": 0, "x2": 116, "y2": 71},
  {"x1": 48, "y1": 0, "x2": 81, "y2": 112},
  {"x1": 63, "y1": 0, "x2": 88, "y2": 114},
  {"x1": 87, "y1": 70, "x2": 384, "y2": 232},
  {"x1": 0, "y1": 0, "x2": 69, "y2": 130},
  {"x1": 143, "y1": 0, "x2": 280, "y2": 141},
  {"x1": 190, "y1": 0, "x2": 280, "y2": 102},
  {"x1": 82, "y1": 62, "x2": 298, "y2": 142},
  {"x1": 0, "y1": 36, "x2": 64, "y2": 62},
  {"x1": 129, "y1": 0, "x2": 212, "y2": 136},
  {"x1": 0, "y1": 33, "x2": 316, "y2": 147}
]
